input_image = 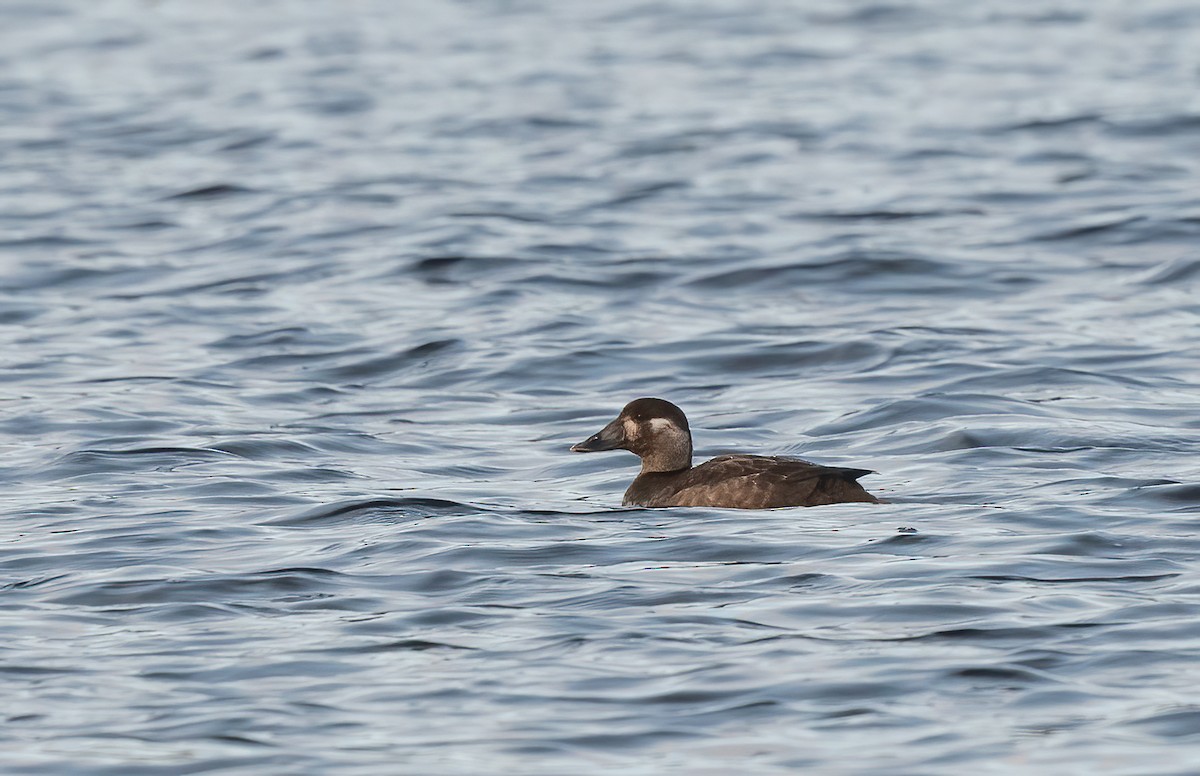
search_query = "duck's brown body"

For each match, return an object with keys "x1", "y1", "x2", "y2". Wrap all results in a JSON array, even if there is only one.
[
  {"x1": 571, "y1": 398, "x2": 880, "y2": 509},
  {"x1": 623, "y1": 455, "x2": 877, "y2": 508}
]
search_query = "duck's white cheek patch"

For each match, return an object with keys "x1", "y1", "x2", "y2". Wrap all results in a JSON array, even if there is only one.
[
  {"x1": 624, "y1": 419, "x2": 639, "y2": 439},
  {"x1": 648, "y1": 418, "x2": 675, "y2": 433}
]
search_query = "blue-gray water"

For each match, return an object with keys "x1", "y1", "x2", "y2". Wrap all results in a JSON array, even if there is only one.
[{"x1": 3, "y1": 1, "x2": 1200, "y2": 773}]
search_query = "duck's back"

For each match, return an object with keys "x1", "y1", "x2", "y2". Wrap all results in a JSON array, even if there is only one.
[{"x1": 625, "y1": 455, "x2": 878, "y2": 509}]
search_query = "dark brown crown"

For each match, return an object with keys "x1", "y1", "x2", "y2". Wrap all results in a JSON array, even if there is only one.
[{"x1": 621, "y1": 397, "x2": 690, "y2": 431}]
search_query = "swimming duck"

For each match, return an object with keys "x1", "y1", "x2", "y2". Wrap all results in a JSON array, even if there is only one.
[{"x1": 571, "y1": 398, "x2": 879, "y2": 508}]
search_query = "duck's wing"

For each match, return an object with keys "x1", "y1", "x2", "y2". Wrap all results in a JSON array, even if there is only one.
[
  {"x1": 671, "y1": 455, "x2": 878, "y2": 508},
  {"x1": 702, "y1": 455, "x2": 875, "y2": 481}
]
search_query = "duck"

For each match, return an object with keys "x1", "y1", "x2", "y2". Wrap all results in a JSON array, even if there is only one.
[{"x1": 570, "y1": 397, "x2": 880, "y2": 508}]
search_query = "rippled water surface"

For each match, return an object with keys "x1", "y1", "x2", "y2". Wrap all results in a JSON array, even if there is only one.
[{"x1": 4, "y1": 1, "x2": 1200, "y2": 773}]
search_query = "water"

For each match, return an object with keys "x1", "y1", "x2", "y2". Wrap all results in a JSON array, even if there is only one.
[{"x1": 3, "y1": 0, "x2": 1200, "y2": 773}]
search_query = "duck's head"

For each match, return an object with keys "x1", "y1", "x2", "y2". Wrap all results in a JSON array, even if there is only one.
[{"x1": 571, "y1": 397, "x2": 693, "y2": 472}]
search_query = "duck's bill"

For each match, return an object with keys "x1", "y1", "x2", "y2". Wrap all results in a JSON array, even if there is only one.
[{"x1": 570, "y1": 418, "x2": 625, "y2": 452}]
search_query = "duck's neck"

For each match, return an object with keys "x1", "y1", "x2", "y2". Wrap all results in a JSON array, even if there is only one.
[{"x1": 638, "y1": 436, "x2": 692, "y2": 474}]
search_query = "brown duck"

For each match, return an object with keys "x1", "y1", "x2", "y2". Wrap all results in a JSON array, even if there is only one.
[{"x1": 571, "y1": 398, "x2": 880, "y2": 508}]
